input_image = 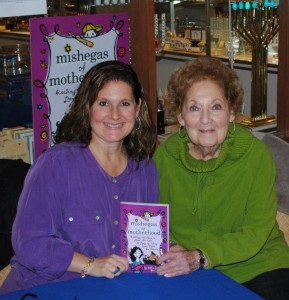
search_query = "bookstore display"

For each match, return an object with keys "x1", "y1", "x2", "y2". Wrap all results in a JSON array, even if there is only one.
[{"x1": 155, "y1": 0, "x2": 279, "y2": 66}]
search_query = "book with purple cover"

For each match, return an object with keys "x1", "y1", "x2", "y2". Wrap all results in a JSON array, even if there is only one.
[{"x1": 120, "y1": 202, "x2": 169, "y2": 274}]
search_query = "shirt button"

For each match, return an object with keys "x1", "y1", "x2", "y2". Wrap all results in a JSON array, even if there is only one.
[
  {"x1": 95, "y1": 215, "x2": 100, "y2": 220},
  {"x1": 114, "y1": 220, "x2": 119, "y2": 225},
  {"x1": 114, "y1": 195, "x2": 119, "y2": 200},
  {"x1": 68, "y1": 217, "x2": 74, "y2": 222},
  {"x1": 111, "y1": 244, "x2": 116, "y2": 249},
  {"x1": 112, "y1": 178, "x2": 117, "y2": 183}
]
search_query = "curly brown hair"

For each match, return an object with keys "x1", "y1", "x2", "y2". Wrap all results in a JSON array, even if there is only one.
[
  {"x1": 53, "y1": 60, "x2": 157, "y2": 162},
  {"x1": 167, "y1": 57, "x2": 244, "y2": 115}
]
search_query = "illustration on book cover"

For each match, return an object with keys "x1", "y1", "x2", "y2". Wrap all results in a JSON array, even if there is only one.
[{"x1": 120, "y1": 202, "x2": 169, "y2": 273}]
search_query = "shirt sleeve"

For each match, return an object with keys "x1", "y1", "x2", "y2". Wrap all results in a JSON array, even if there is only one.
[{"x1": 12, "y1": 150, "x2": 74, "y2": 280}]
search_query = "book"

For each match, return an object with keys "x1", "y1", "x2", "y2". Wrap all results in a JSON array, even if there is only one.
[{"x1": 120, "y1": 202, "x2": 169, "y2": 274}]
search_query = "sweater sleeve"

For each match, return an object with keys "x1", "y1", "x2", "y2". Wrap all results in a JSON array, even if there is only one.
[{"x1": 12, "y1": 151, "x2": 74, "y2": 280}]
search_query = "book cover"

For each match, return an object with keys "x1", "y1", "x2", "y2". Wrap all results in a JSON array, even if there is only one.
[{"x1": 120, "y1": 202, "x2": 169, "y2": 274}]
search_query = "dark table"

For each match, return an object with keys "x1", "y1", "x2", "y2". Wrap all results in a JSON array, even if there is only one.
[{"x1": 0, "y1": 269, "x2": 263, "y2": 300}]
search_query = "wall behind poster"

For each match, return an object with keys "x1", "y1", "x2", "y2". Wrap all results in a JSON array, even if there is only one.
[{"x1": 30, "y1": 13, "x2": 130, "y2": 159}]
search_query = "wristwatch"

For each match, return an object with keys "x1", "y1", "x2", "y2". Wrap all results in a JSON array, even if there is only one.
[{"x1": 196, "y1": 249, "x2": 206, "y2": 270}]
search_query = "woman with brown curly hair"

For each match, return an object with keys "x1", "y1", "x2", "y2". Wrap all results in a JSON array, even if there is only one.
[
  {"x1": 1, "y1": 61, "x2": 159, "y2": 294},
  {"x1": 154, "y1": 57, "x2": 289, "y2": 300}
]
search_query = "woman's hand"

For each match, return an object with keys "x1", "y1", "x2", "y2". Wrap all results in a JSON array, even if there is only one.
[
  {"x1": 88, "y1": 254, "x2": 129, "y2": 279},
  {"x1": 69, "y1": 252, "x2": 129, "y2": 279},
  {"x1": 156, "y1": 244, "x2": 201, "y2": 277}
]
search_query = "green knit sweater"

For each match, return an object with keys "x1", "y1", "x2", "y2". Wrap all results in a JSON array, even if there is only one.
[{"x1": 153, "y1": 124, "x2": 289, "y2": 283}]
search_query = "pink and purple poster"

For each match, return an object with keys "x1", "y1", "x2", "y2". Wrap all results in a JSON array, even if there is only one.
[{"x1": 30, "y1": 13, "x2": 130, "y2": 159}]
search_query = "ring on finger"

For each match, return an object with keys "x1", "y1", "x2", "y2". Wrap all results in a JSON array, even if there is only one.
[{"x1": 112, "y1": 266, "x2": 120, "y2": 275}]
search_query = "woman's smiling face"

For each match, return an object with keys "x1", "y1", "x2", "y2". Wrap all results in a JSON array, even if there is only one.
[
  {"x1": 90, "y1": 80, "x2": 140, "y2": 146},
  {"x1": 178, "y1": 79, "x2": 235, "y2": 159}
]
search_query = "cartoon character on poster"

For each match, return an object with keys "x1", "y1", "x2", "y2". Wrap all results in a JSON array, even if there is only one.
[{"x1": 30, "y1": 13, "x2": 130, "y2": 159}]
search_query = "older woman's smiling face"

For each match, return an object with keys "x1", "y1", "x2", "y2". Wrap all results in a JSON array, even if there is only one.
[{"x1": 178, "y1": 79, "x2": 235, "y2": 160}]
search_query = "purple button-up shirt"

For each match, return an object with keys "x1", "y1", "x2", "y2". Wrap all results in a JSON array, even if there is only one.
[{"x1": 1, "y1": 143, "x2": 159, "y2": 293}]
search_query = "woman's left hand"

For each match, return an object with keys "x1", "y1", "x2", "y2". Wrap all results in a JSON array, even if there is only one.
[{"x1": 156, "y1": 244, "x2": 201, "y2": 277}]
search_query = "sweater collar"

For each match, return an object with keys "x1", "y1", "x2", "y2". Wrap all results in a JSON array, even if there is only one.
[{"x1": 163, "y1": 123, "x2": 254, "y2": 173}]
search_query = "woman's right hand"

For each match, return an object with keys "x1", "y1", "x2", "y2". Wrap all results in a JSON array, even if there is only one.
[
  {"x1": 88, "y1": 254, "x2": 129, "y2": 279},
  {"x1": 69, "y1": 252, "x2": 129, "y2": 279}
]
